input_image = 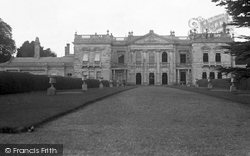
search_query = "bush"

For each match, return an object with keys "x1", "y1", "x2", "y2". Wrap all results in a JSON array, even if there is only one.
[
  {"x1": 0, "y1": 71, "x2": 111, "y2": 95},
  {"x1": 197, "y1": 78, "x2": 250, "y2": 90},
  {"x1": 0, "y1": 72, "x2": 34, "y2": 94},
  {"x1": 197, "y1": 78, "x2": 231, "y2": 89}
]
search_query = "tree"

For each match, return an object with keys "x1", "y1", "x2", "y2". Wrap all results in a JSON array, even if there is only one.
[
  {"x1": 0, "y1": 18, "x2": 15, "y2": 63},
  {"x1": 212, "y1": 0, "x2": 250, "y2": 27},
  {"x1": 16, "y1": 41, "x2": 57, "y2": 57},
  {"x1": 212, "y1": 0, "x2": 250, "y2": 80}
]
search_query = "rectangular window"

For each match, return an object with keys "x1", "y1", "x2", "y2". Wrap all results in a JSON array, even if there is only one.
[
  {"x1": 118, "y1": 54, "x2": 124, "y2": 64},
  {"x1": 96, "y1": 71, "x2": 101, "y2": 79},
  {"x1": 180, "y1": 54, "x2": 186, "y2": 63},
  {"x1": 217, "y1": 72, "x2": 222, "y2": 79},
  {"x1": 215, "y1": 53, "x2": 221, "y2": 62},
  {"x1": 202, "y1": 72, "x2": 207, "y2": 79},
  {"x1": 82, "y1": 71, "x2": 88, "y2": 78},
  {"x1": 94, "y1": 53, "x2": 100, "y2": 62},
  {"x1": 203, "y1": 53, "x2": 208, "y2": 62},
  {"x1": 209, "y1": 72, "x2": 215, "y2": 79},
  {"x1": 89, "y1": 71, "x2": 95, "y2": 79}
]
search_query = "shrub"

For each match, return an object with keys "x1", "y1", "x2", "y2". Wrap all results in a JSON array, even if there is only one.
[
  {"x1": 0, "y1": 71, "x2": 112, "y2": 95},
  {"x1": 0, "y1": 72, "x2": 34, "y2": 94}
]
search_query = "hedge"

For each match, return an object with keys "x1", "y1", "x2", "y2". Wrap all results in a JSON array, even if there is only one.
[
  {"x1": 0, "y1": 71, "x2": 110, "y2": 95},
  {"x1": 197, "y1": 78, "x2": 250, "y2": 90}
]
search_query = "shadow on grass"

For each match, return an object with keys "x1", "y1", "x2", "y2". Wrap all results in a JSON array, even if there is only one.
[{"x1": 0, "y1": 86, "x2": 137, "y2": 134}]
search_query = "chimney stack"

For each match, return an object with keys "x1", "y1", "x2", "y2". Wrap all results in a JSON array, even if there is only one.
[
  {"x1": 65, "y1": 43, "x2": 70, "y2": 56},
  {"x1": 34, "y1": 37, "x2": 40, "y2": 58}
]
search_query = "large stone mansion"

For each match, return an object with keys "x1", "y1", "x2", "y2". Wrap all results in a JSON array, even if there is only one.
[{"x1": 0, "y1": 27, "x2": 236, "y2": 85}]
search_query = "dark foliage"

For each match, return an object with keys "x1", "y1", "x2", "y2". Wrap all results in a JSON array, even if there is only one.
[
  {"x1": 0, "y1": 71, "x2": 110, "y2": 95},
  {"x1": 212, "y1": 0, "x2": 250, "y2": 27},
  {"x1": 16, "y1": 41, "x2": 57, "y2": 57},
  {"x1": 197, "y1": 78, "x2": 250, "y2": 90},
  {"x1": 0, "y1": 18, "x2": 16, "y2": 63},
  {"x1": 212, "y1": 0, "x2": 250, "y2": 80}
]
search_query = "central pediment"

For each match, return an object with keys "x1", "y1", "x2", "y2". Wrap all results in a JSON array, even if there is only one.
[
  {"x1": 130, "y1": 30, "x2": 173, "y2": 44},
  {"x1": 136, "y1": 35, "x2": 169, "y2": 44}
]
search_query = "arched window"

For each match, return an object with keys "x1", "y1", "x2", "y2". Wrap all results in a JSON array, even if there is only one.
[
  {"x1": 136, "y1": 52, "x2": 141, "y2": 63},
  {"x1": 149, "y1": 52, "x2": 154, "y2": 63},
  {"x1": 94, "y1": 53, "x2": 100, "y2": 62},
  {"x1": 162, "y1": 52, "x2": 168, "y2": 62},
  {"x1": 82, "y1": 53, "x2": 88, "y2": 61}
]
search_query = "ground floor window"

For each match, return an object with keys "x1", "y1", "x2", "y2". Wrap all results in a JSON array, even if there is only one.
[
  {"x1": 180, "y1": 72, "x2": 186, "y2": 84},
  {"x1": 162, "y1": 73, "x2": 168, "y2": 85},
  {"x1": 202, "y1": 72, "x2": 207, "y2": 79},
  {"x1": 149, "y1": 73, "x2": 155, "y2": 85},
  {"x1": 218, "y1": 72, "x2": 222, "y2": 79},
  {"x1": 210, "y1": 72, "x2": 215, "y2": 79},
  {"x1": 89, "y1": 71, "x2": 95, "y2": 79},
  {"x1": 136, "y1": 73, "x2": 141, "y2": 85},
  {"x1": 96, "y1": 71, "x2": 101, "y2": 79}
]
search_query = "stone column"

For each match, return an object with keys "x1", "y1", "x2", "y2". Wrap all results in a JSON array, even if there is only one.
[
  {"x1": 156, "y1": 50, "x2": 161, "y2": 85},
  {"x1": 143, "y1": 50, "x2": 147, "y2": 85},
  {"x1": 177, "y1": 69, "x2": 180, "y2": 84}
]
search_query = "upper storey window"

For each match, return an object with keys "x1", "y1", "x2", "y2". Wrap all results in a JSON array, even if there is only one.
[
  {"x1": 162, "y1": 52, "x2": 168, "y2": 62},
  {"x1": 83, "y1": 53, "x2": 88, "y2": 61},
  {"x1": 215, "y1": 53, "x2": 221, "y2": 62},
  {"x1": 180, "y1": 54, "x2": 186, "y2": 64},
  {"x1": 95, "y1": 53, "x2": 100, "y2": 62},
  {"x1": 203, "y1": 53, "x2": 209, "y2": 62},
  {"x1": 118, "y1": 54, "x2": 125, "y2": 64},
  {"x1": 149, "y1": 52, "x2": 155, "y2": 63}
]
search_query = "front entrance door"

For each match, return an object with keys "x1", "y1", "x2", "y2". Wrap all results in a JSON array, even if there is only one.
[
  {"x1": 180, "y1": 72, "x2": 186, "y2": 84},
  {"x1": 149, "y1": 73, "x2": 155, "y2": 85},
  {"x1": 136, "y1": 73, "x2": 141, "y2": 85},
  {"x1": 162, "y1": 73, "x2": 168, "y2": 85}
]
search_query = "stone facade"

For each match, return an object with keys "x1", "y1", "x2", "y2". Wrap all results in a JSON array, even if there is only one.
[
  {"x1": 73, "y1": 30, "x2": 234, "y2": 85},
  {"x1": 0, "y1": 29, "x2": 236, "y2": 85}
]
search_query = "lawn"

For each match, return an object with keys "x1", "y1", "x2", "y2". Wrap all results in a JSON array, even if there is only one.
[
  {"x1": 167, "y1": 85, "x2": 250, "y2": 105},
  {"x1": 0, "y1": 86, "x2": 136, "y2": 133}
]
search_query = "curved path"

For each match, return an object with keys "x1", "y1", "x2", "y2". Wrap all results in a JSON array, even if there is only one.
[{"x1": 0, "y1": 86, "x2": 249, "y2": 156}]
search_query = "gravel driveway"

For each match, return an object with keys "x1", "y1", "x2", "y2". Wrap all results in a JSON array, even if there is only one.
[{"x1": 0, "y1": 86, "x2": 249, "y2": 156}]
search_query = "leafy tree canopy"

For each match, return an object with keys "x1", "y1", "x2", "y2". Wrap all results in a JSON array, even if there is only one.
[
  {"x1": 0, "y1": 18, "x2": 16, "y2": 63},
  {"x1": 212, "y1": 0, "x2": 250, "y2": 27},
  {"x1": 212, "y1": 0, "x2": 250, "y2": 80},
  {"x1": 16, "y1": 41, "x2": 57, "y2": 57}
]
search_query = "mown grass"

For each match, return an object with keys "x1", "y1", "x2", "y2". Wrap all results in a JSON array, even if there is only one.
[
  {"x1": 0, "y1": 86, "x2": 136, "y2": 133},
  {"x1": 168, "y1": 85, "x2": 250, "y2": 105}
]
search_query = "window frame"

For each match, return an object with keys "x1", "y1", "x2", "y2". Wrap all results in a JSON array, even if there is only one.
[
  {"x1": 203, "y1": 53, "x2": 209, "y2": 62},
  {"x1": 180, "y1": 54, "x2": 186, "y2": 64},
  {"x1": 82, "y1": 53, "x2": 89, "y2": 62},
  {"x1": 215, "y1": 53, "x2": 221, "y2": 62},
  {"x1": 162, "y1": 52, "x2": 168, "y2": 62}
]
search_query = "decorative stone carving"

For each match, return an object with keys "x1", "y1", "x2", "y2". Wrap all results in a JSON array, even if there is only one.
[{"x1": 135, "y1": 35, "x2": 169, "y2": 44}]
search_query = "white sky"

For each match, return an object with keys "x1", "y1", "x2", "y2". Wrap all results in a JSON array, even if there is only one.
[{"x1": 1, "y1": 0, "x2": 250, "y2": 57}]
